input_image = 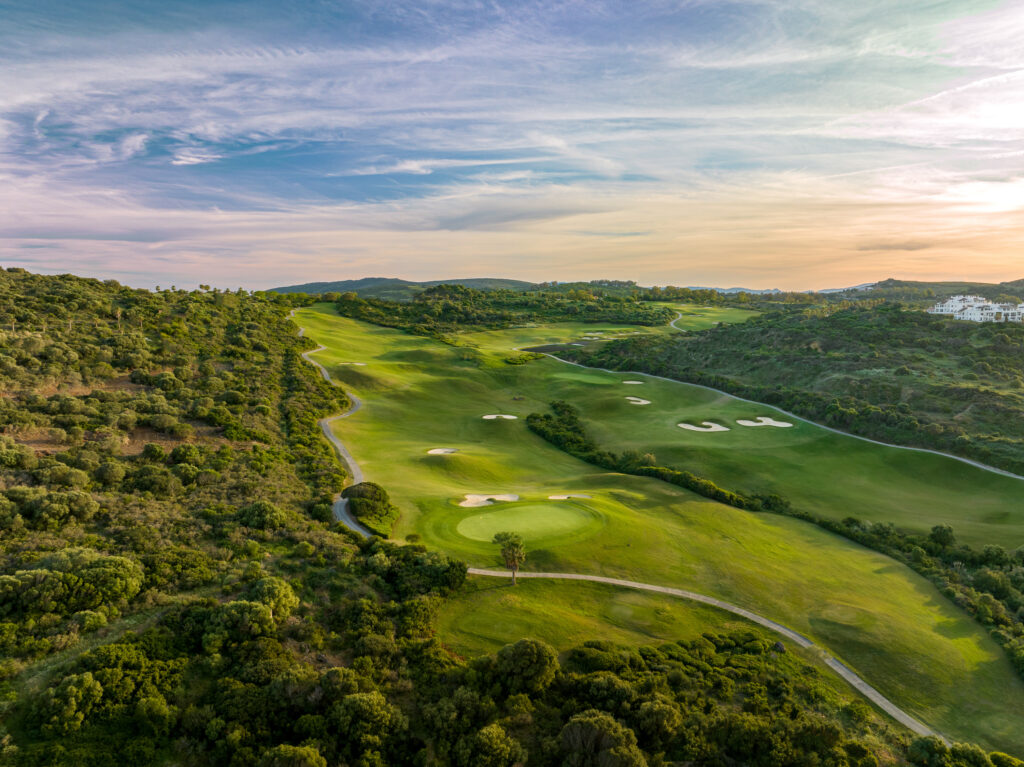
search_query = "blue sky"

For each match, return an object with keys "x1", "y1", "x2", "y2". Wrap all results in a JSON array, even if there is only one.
[{"x1": 1, "y1": 0, "x2": 1023, "y2": 289}]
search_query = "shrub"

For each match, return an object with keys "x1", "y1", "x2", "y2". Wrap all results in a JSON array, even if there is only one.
[{"x1": 238, "y1": 500, "x2": 287, "y2": 530}]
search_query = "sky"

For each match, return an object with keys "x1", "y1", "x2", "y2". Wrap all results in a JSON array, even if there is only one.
[{"x1": 1, "y1": 0, "x2": 1023, "y2": 291}]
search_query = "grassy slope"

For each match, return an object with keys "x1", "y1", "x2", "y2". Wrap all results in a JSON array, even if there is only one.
[
  {"x1": 438, "y1": 578, "x2": 760, "y2": 658},
  {"x1": 580, "y1": 305, "x2": 1024, "y2": 478},
  {"x1": 295, "y1": 305, "x2": 1024, "y2": 753},
  {"x1": 665, "y1": 303, "x2": 761, "y2": 329},
  {"x1": 495, "y1": 321, "x2": 1024, "y2": 549}
]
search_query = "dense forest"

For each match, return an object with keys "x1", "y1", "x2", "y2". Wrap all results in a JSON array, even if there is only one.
[
  {"x1": 330, "y1": 284, "x2": 675, "y2": 337},
  {"x1": 567, "y1": 304, "x2": 1024, "y2": 474},
  {"x1": 271, "y1": 278, "x2": 535, "y2": 302},
  {"x1": 1, "y1": 268, "x2": 1021, "y2": 765}
]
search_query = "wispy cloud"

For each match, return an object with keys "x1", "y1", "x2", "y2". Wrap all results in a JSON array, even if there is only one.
[{"x1": 2, "y1": 0, "x2": 1023, "y2": 289}]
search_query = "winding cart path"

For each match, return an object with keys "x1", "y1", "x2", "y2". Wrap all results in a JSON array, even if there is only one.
[
  {"x1": 294, "y1": 319, "x2": 371, "y2": 538},
  {"x1": 468, "y1": 568, "x2": 944, "y2": 740}
]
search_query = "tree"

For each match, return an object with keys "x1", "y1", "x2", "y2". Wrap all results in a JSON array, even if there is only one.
[
  {"x1": 249, "y1": 577, "x2": 300, "y2": 622},
  {"x1": 259, "y1": 744, "x2": 328, "y2": 767},
  {"x1": 496, "y1": 639, "x2": 558, "y2": 694},
  {"x1": 559, "y1": 709, "x2": 647, "y2": 767},
  {"x1": 929, "y1": 524, "x2": 956, "y2": 549},
  {"x1": 454, "y1": 723, "x2": 526, "y2": 767},
  {"x1": 239, "y1": 500, "x2": 287, "y2": 530},
  {"x1": 493, "y1": 532, "x2": 526, "y2": 585}
]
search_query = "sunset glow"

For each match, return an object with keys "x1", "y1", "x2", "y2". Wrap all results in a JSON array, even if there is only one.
[{"x1": 2, "y1": 1, "x2": 1023, "y2": 289}]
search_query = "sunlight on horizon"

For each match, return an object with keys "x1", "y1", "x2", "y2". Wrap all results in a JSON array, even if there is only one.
[{"x1": 1, "y1": 0, "x2": 1022, "y2": 289}]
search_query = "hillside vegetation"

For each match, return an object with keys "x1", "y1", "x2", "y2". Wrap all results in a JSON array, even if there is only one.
[
  {"x1": 834, "y1": 278, "x2": 1024, "y2": 306},
  {"x1": 1, "y1": 269, "x2": 1022, "y2": 766},
  {"x1": 271, "y1": 277, "x2": 535, "y2": 301},
  {"x1": 570, "y1": 304, "x2": 1024, "y2": 474},
  {"x1": 332, "y1": 283, "x2": 675, "y2": 335}
]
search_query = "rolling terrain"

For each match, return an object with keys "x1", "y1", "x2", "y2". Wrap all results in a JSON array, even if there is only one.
[
  {"x1": 294, "y1": 303, "x2": 1024, "y2": 753},
  {"x1": 271, "y1": 276, "x2": 534, "y2": 300}
]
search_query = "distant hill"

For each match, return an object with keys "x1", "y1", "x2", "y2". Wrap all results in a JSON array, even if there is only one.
[
  {"x1": 839, "y1": 278, "x2": 1024, "y2": 305},
  {"x1": 269, "y1": 277, "x2": 535, "y2": 301},
  {"x1": 817, "y1": 282, "x2": 876, "y2": 294},
  {"x1": 686, "y1": 286, "x2": 782, "y2": 295}
]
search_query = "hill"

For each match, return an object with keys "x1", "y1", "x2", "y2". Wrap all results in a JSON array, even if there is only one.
[
  {"x1": 838, "y1": 278, "x2": 1024, "y2": 305},
  {"x1": 270, "y1": 276, "x2": 535, "y2": 301},
  {"x1": 569, "y1": 303, "x2": 1024, "y2": 474},
  {"x1": 3, "y1": 267, "x2": 978, "y2": 766}
]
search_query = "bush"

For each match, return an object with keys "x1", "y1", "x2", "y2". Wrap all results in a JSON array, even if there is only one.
[{"x1": 238, "y1": 500, "x2": 287, "y2": 530}]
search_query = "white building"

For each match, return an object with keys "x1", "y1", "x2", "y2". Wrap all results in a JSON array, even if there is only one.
[{"x1": 927, "y1": 295, "x2": 1024, "y2": 323}]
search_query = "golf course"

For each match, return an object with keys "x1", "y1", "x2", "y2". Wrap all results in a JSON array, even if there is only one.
[{"x1": 294, "y1": 303, "x2": 1024, "y2": 754}]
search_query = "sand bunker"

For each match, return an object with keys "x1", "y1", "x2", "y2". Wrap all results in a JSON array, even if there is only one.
[
  {"x1": 548, "y1": 494, "x2": 593, "y2": 500},
  {"x1": 625, "y1": 396, "x2": 651, "y2": 405},
  {"x1": 571, "y1": 343, "x2": 585, "y2": 346},
  {"x1": 623, "y1": 380, "x2": 644, "y2": 385},
  {"x1": 339, "y1": 362, "x2": 367, "y2": 366},
  {"x1": 737, "y1": 417, "x2": 793, "y2": 428},
  {"x1": 459, "y1": 494, "x2": 520, "y2": 508},
  {"x1": 427, "y1": 448, "x2": 458, "y2": 455},
  {"x1": 678, "y1": 421, "x2": 731, "y2": 433},
  {"x1": 482, "y1": 414, "x2": 518, "y2": 420}
]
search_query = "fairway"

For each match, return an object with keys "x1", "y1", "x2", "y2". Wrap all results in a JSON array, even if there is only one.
[
  {"x1": 295, "y1": 305, "x2": 1024, "y2": 753},
  {"x1": 455, "y1": 501, "x2": 600, "y2": 543},
  {"x1": 460, "y1": 323, "x2": 1024, "y2": 548}
]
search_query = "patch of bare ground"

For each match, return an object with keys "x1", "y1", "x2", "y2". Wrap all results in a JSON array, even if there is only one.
[
  {"x1": 121, "y1": 425, "x2": 235, "y2": 455},
  {"x1": 8, "y1": 428, "x2": 67, "y2": 454}
]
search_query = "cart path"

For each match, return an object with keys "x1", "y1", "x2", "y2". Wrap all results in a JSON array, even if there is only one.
[
  {"x1": 294, "y1": 317, "x2": 372, "y2": 538},
  {"x1": 468, "y1": 567, "x2": 945, "y2": 740}
]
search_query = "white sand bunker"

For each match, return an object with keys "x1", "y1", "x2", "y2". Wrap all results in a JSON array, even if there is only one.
[
  {"x1": 678, "y1": 421, "x2": 731, "y2": 432},
  {"x1": 737, "y1": 417, "x2": 793, "y2": 428},
  {"x1": 482, "y1": 414, "x2": 518, "y2": 420},
  {"x1": 549, "y1": 494, "x2": 592, "y2": 500},
  {"x1": 427, "y1": 448, "x2": 458, "y2": 455},
  {"x1": 625, "y1": 396, "x2": 651, "y2": 405},
  {"x1": 571, "y1": 343, "x2": 585, "y2": 346},
  {"x1": 623, "y1": 380, "x2": 645, "y2": 385},
  {"x1": 339, "y1": 362, "x2": 367, "y2": 366},
  {"x1": 459, "y1": 494, "x2": 520, "y2": 508}
]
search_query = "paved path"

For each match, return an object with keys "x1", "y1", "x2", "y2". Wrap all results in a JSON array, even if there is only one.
[
  {"x1": 668, "y1": 311, "x2": 688, "y2": 331},
  {"x1": 292, "y1": 314, "x2": 372, "y2": 538},
  {"x1": 468, "y1": 568, "x2": 945, "y2": 740}
]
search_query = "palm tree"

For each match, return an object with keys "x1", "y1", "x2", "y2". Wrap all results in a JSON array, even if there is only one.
[{"x1": 492, "y1": 532, "x2": 526, "y2": 585}]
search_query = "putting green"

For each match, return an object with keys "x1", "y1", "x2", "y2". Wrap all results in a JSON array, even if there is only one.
[{"x1": 456, "y1": 501, "x2": 601, "y2": 543}]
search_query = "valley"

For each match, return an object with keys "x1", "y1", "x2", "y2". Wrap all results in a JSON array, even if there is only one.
[{"x1": 294, "y1": 304, "x2": 1024, "y2": 753}]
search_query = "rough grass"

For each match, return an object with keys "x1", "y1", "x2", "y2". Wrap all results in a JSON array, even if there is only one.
[
  {"x1": 438, "y1": 578, "x2": 759, "y2": 658},
  {"x1": 296, "y1": 305, "x2": 1024, "y2": 753}
]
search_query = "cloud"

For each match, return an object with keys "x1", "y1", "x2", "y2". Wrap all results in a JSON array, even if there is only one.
[
  {"x1": 857, "y1": 241, "x2": 932, "y2": 252},
  {"x1": 2, "y1": 0, "x2": 1024, "y2": 288},
  {"x1": 171, "y1": 149, "x2": 223, "y2": 166}
]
